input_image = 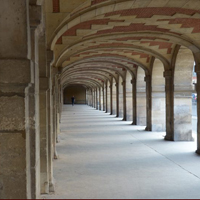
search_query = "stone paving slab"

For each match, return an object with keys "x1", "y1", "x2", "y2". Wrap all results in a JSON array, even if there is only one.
[{"x1": 43, "y1": 105, "x2": 200, "y2": 199}]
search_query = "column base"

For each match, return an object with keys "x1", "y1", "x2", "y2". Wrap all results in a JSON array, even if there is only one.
[
  {"x1": 145, "y1": 126, "x2": 151, "y2": 131},
  {"x1": 164, "y1": 135, "x2": 174, "y2": 141},
  {"x1": 49, "y1": 180, "x2": 55, "y2": 193},
  {"x1": 54, "y1": 151, "x2": 58, "y2": 159},
  {"x1": 195, "y1": 149, "x2": 200, "y2": 155}
]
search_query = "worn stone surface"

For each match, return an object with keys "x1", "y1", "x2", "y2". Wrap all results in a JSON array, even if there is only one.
[
  {"x1": 0, "y1": 59, "x2": 31, "y2": 84},
  {"x1": 0, "y1": 132, "x2": 26, "y2": 199},
  {"x1": 0, "y1": 96, "x2": 25, "y2": 131},
  {"x1": 0, "y1": 0, "x2": 28, "y2": 58}
]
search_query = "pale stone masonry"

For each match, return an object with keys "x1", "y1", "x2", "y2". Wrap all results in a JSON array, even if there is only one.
[{"x1": 1, "y1": 0, "x2": 200, "y2": 199}]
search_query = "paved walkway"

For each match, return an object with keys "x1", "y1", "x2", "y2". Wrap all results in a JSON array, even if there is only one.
[{"x1": 44, "y1": 105, "x2": 200, "y2": 199}]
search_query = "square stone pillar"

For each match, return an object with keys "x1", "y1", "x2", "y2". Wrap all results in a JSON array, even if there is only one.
[
  {"x1": 105, "y1": 82, "x2": 108, "y2": 113},
  {"x1": 195, "y1": 64, "x2": 200, "y2": 154},
  {"x1": 122, "y1": 80, "x2": 127, "y2": 121},
  {"x1": 46, "y1": 50, "x2": 55, "y2": 192},
  {"x1": 0, "y1": 59, "x2": 32, "y2": 199},
  {"x1": 164, "y1": 70, "x2": 174, "y2": 141},
  {"x1": 0, "y1": 1, "x2": 42, "y2": 198},
  {"x1": 110, "y1": 84, "x2": 113, "y2": 115},
  {"x1": 112, "y1": 82, "x2": 117, "y2": 115},
  {"x1": 144, "y1": 75, "x2": 152, "y2": 131},
  {"x1": 96, "y1": 88, "x2": 98, "y2": 110},
  {"x1": 116, "y1": 82, "x2": 119, "y2": 117},
  {"x1": 51, "y1": 69, "x2": 59, "y2": 159},
  {"x1": 131, "y1": 78, "x2": 137, "y2": 125},
  {"x1": 99, "y1": 87, "x2": 101, "y2": 110},
  {"x1": 103, "y1": 84, "x2": 106, "y2": 111},
  {"x1": 40, "y1": 77, "x2": 49, "y2": 194}
]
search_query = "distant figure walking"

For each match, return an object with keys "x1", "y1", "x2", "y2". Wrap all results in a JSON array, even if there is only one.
[{"x1": 71, "y1": 96, "x2": 75, "y2": 106}]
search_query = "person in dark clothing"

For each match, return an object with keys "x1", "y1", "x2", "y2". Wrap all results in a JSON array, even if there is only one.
[{"x1": 71, "y1": 96, "x2": 75, "y2": 106}]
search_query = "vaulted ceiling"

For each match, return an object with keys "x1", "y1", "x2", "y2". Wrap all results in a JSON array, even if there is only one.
[{"x1": 45, "y1": 0, "x2": 200, "y2": 89}]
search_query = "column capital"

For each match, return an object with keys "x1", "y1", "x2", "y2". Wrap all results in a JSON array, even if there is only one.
[
  {"x1": 195, "y1": 64, "x2": 200, "y2": 73},
  {"x1": 29, "y1": 5, "x2": 41, "y2": 28},
  {"x1": 144, "y1": 75, "x2": 151, "y2": 82},
  {"x1": 131, "y1": 78, "x2": 136, "y2": 84},
  {"x1": 121, "y1": 81, "x2": 125, "y2": 85},
  {"x1": 163, "y1": 70, "x2": 173, "y2": 78}
]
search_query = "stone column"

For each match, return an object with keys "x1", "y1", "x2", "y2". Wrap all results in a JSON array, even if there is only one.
[
  {"x1": 92, "y1": 89, "x2": 94, "y2": 108},
  {"x1": 0, "y1": 1, "x2": 42, "y2": 198},
  {"x1": 39, "y1": 36, "x2": 49, "y2": 194},
  {"x1": 122, "y1": 80, "x2": 127, "y2": 121},
  {"x1": 131, "y1": 78, "x2": 137, "y2": 125},
  {"x1": 116, "y1": 82, "x2": 119, "y2": 117},
  {"x1": 105, "y1": 82, "x2": 108, "y2": 113},
  {"x1": 51, "y1": 68, "x2": 58, "y2": 159},
  {"x1": 56, "y1": 76, "x2": 61, "y2": 139},
  {"x1": 164, "y1": 70, "x2": 174, "y2": 141},
  {"x1": 195, "y1": 64, "x2": 200, "y2": 154},
  {"x1": 0, "y1": 60, "x2": 32, "y2": 199},
  {"x1": 87, "y1": 89, "x2": 90, "y2": 106},
  {"x1": 29, "y1": 4, "x2": 44, "y2": 198},
  {"x1": 93, "y1": 89, "x2": 96, "y2": 108},
  {"x1": 145, "y1": 75, "x2": 152, "y2": 131},
  {"x1": 103, "y1": 85, "x2": 105, "y2": 111},
  {"x1": 86, "y1": 89, "x2": 89, "y2": 105},
  {"x1": 96, "y1": 88, "x2": 98, "y2": 110},
  {"x1": 46, "y1": 51, "x2": 55, "y2": 192},
  {"x1": 110, "y1": 83, "x2": 113, "y2": 115},
  {"x1": 99, "y1": 87, "x2": 101, "y2": 110},
  {"x1": 89, "y1": 89, "x2": 92, "y2": 106}
]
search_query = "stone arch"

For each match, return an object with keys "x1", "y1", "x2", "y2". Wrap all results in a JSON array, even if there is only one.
[
  {"x1": 152, "y1": 58, "x2": 166, "y2": 131},
  {"x1": 119, "y1": 76, "x2": 124, "y2": 118},
  {"x1": 174, "y1": 46, "x2": 194, "y2": 140},
  {"x1": 126, "y1": 70, "x2": 133, "y2": 121},
  {"x1": 136, "y1": 67, "x2": 146, "y2": 126}
]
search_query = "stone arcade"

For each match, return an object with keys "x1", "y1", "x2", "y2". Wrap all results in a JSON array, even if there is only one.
[{"x1": 1, "y1": 0, "x2": 200, "y2": 199}]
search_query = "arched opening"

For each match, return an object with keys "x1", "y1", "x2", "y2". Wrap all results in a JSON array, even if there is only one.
[
  {"x1": 118, "y1": 76, "x2": 124, "y2": 118},
  {"x1": 63, "y1": 85, "x2": 86, "y2": 104},
  {"x1": 136, "y1": 67, "x2": 146, "y2": 126},
  {"x1": 112, "y1": 77, "x2": 117, "y2": 115},
  {"x1": 126, "y1": 71, "x2": 133, "y2": 121},
  {"x1": 152, "y1": 59, "x2": 166, "y2": 131},
  {"x1": 174, "y1": 46, "x2": 194, "y2": 141}
]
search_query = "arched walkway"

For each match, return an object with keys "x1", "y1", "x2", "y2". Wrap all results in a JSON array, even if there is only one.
[{"x1": 44, "y1": 105, "x2": 200, "y2": 199}]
